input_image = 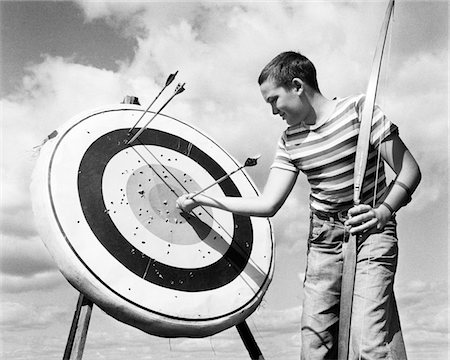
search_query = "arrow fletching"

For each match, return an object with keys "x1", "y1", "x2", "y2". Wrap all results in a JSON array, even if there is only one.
[
  {"x1": 244, "y1": 154, "x2": 261, "y2": 167},
  {"x1": 189, "y1": 155, "x2": 261, "y2": 200},
  {"x1": 175, "y1": 83, "x2": 186, "y2": 95},
  {"x1": 165, "y1": 71, "x2": 178, "y2": 86}
]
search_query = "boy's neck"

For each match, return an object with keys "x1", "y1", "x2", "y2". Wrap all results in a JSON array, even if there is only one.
[{"x1": 304, "y1": 92, "x2": 336, "y2": 125}]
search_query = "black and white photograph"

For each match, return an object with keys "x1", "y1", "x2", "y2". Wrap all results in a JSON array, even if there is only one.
[{"x1": 1, "y1": 1, "x2": 448, "y2": 359}]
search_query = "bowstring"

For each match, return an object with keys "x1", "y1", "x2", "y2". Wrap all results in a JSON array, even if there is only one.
[{"x1": 358, "y1": 10, "x2": 395, "y2": 359}]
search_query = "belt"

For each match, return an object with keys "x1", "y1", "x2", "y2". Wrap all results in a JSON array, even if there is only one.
[{"x1": 311, "y1": 208, "x2": 349, "y2": 222}]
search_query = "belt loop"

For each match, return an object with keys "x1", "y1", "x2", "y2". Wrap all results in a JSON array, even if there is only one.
[{"x1": 338, "y1": 210, "x2": 348, "y2": 223}]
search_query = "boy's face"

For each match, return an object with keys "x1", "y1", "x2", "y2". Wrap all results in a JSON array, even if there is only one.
[{"x1": 260, "y1": 79, "x2": 304, "y2": 127}]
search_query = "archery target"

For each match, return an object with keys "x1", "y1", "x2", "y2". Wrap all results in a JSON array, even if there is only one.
[{"x1": 31, "y1": 104, "x2": 274, "y2": 337}]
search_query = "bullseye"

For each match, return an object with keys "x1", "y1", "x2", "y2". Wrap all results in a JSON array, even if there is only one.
[{"x1": 125, "y1": 164, "x2": 214, "y2": 245}]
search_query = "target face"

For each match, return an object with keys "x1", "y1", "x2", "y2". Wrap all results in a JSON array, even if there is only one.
[{"x1": 31, "y1": 104, "x2": 274, "y2": 337}]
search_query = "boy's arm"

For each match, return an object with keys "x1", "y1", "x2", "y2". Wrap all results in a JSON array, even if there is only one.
[
  {"x1": 346, "y1": 132, "x2": 422, "y2": 233},
  {"x1": 377, "y1": 132, "x2": 421, "y2": 211},
  {"x1": 176, "y1": 167, "x2": 298, "y2": 217}
]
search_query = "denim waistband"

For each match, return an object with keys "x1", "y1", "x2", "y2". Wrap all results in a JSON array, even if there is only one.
[{"x1": 311, "y1": 208, "x2": 349, "y2": 223}]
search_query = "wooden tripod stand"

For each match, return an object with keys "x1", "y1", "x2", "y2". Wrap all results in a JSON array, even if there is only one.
[{"x1": 63, "y1": 293, "x2": 265, "y2": 360}]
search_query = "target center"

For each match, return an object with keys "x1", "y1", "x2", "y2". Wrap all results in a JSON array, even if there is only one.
[
  {"x1": 126, "y1": 164, "x2": 215, "y2": 245},
  {"x1": 148, "y1": 184, "x2": 185, "y2": 224}
]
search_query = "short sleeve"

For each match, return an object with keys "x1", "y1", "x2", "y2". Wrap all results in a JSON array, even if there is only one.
[
  {"x1": 356, "y1": 95, "x2": 399, "y2": 148},
  {"x1": 270, "y1": 135, "x2": 299, "y2": 173}
]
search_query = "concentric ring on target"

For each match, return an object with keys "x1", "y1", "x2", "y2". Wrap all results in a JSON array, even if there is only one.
[{"x1": 78, "y1": 127, "x2": 253, "y2": 292}]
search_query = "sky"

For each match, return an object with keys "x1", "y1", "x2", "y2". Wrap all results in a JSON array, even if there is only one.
[{"x1": 0, "y1": 0, "x2": 448, "y2": 359}]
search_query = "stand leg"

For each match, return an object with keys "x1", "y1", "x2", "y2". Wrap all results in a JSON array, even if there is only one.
[
  {"x1": 236, "y1": 320, "x2": 265, "y2": 360},
  {"x1": 63, "y1": 293, "x2": 93, "y2": 360}
]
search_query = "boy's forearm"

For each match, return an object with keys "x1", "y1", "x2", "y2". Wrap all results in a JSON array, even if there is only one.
[
  {"x1": 185, "y1": 167, "x2": 297, "y2": 217},
  {"x1": 380, "y1": 153, "x2": 421, "y2": 214},
  {"x1": 192, "y1": 194, "x2": 278, "y2": 218}
]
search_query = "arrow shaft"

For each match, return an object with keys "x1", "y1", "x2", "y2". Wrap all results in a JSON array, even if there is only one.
[
  {"x1": 128, "y1": 86, "x2": 167, "y2": 134},
  {"x1": 128, "y1": 72, "x2": 178, "y2": 134},
  {"x1": 128, "y1": 85, "x2": 184, "y2": 145},
  {"x1": 190, "y1": 166, "x2": 244, "y2": 199}
]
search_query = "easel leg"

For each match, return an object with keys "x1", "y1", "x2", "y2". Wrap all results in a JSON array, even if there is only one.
[
  {"x1": 236, "y1": 320, "x2": 265, "y2": 360},
  {"x1": 63, "y1": 293, "x2": 93, "y2": 360}
]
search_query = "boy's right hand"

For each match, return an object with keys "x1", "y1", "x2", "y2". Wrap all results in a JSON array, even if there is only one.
[{"x1": 176, "y1": 194, "x2": 198, "y2": 213}]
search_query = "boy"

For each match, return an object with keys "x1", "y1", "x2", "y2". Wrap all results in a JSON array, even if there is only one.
[{"x1": 177, "y1": 52, "x2": 421, "y2": 359}]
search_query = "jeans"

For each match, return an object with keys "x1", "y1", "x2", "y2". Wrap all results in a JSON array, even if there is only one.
[{"x1": 301, "y1": 213, "x2": 407, "y2": 360}]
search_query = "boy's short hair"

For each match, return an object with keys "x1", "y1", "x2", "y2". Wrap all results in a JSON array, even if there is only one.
[{"x1": 258, "y1": 51, "x2": 320, "y2": 92}]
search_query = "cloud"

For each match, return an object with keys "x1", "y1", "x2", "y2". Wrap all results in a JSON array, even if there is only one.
[
  {"x1": 394, "y1": 1, "x2": 448, "y2": 58},
  {"x1": 273, "y1": 184, "x2": 310, "y2": 251},
  {"x1": 382, "y1": 52, "x2": 448, "y2": 209},
  {"x1": 82, "y1": 303, "x2": 302, "y2": 360},
  {"x1": 0, "y1": 302, "x2": 68, "y2": 331},
  {"x1": 63, "y1": 2, "x2": 448, "y2": 191},
  {"x1": 0, "y1": 234, "x2": 56, "y2": 276},
  {"x1": 252, "y1": 304, "x2": 302, "y2": 336},
  {"x1": 0, "y1": 205, "x2": 37, "y2": 238},
  {"x1": 1, "y1": 55, "x2": 143, "y2": 291},
  {"x1": 396, "y1": 280, "x2": 449, "y2": 359},
  {"x1": 1, "y1": 56, "x2": 129, "y2": 213},
  {"x1": 1, "y1": 271, "x2": 64, "y2": 294},
  {"x1": 74, "y1": 0, "x2": 148, "y2": 27}
]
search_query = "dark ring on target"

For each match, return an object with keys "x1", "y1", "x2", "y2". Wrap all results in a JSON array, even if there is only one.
[{"x1": 78, "y1": 128, "x2": 253, "y2": 292}]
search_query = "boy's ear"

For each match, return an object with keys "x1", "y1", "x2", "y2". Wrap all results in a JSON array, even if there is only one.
[{"x1": 291, "y1": 78, "x2": 304, "y2": 93}]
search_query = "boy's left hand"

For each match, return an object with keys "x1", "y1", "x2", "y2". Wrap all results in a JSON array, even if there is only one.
[{"x1": 344, "y1": 204, "x2": 391, "y2": 234}]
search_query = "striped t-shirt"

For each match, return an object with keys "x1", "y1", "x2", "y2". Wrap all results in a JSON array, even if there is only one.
[{"x1": 271, "y1": 94, "x2": 398, "y2": 213}]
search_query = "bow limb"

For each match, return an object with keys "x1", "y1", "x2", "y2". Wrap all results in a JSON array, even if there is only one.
[
  {"x1": 353, "y1": 0, "x2": 395, "y2": 204},
  {"x1": 337, "y1": 1, "x2": 395, "y2": 359}
]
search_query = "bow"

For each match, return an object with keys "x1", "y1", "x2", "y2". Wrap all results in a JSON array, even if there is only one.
[{"x1": 337, "y1": 1, "x2": 395, "y2": 359}]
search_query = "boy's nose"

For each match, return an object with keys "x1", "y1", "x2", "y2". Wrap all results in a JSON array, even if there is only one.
[{"x1": 271, "y1": 105, "x2": 279, "y2": 115}]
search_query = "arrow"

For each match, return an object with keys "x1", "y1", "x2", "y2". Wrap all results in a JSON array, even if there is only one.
[
  {"x1": 128, "y1": 71, "x2": 179, "y2": 135},
  {"x1": 127, "y1": 82, "x2": 186, "y2": 145},
  {"x1": 190, "y1": 155, "x2": 261, "y2": 199}
]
